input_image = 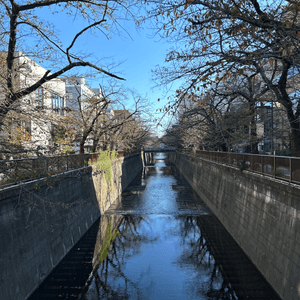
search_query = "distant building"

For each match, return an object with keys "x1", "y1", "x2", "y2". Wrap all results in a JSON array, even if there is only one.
[
  {"x1": 65, "y1": 78, "x2": 114, "y2": 153},
  {"x1": 255, "y1": 102, "x2": 290, "y2": 154},
  {"x1": 66, "y1": 77, "x2": 101, "y2": 110}
]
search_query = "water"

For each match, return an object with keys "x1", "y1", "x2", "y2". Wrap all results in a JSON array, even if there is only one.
[{"x1": 29, "y1": 153, "x2": 281, "y2": 300}]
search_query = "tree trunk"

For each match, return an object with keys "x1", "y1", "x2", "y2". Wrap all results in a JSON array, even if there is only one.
[
  {"x1": 220, "y1": 143, "x2": 227, "y2": 152},
  {"x1": 275, "y1": 59, "x2": 300, "y2": 156},
  {"x1": 281, "y1": 98, "x2": 300, "y2": 156},
  {"x1": 79, "y1": 141, "x2": 85, "y2": 154},
  {"x1": 92, "y1": 138, "x2": 98, "y2": 153},
  {"x1": 290, "y1": 128, "x2": 300, "y2": 157}
]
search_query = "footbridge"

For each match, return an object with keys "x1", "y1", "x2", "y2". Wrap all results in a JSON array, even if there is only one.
[{"x1": 143, "y1": 147, "x2": 176, "y2": 152}]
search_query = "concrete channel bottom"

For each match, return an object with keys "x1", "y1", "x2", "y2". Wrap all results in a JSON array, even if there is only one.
[{"x1": 29, "y1": 154, "x2": 282, "y2": 300}]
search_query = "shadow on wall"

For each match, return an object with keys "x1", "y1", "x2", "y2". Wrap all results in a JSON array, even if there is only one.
[
  {"x1": 0, "y1": 167, "x2": 99, "y2": 300},
  {"x1": 0, "y1": 153, "x2": 143, "y2": 300},
  {"x1": 28, "y1": 214, "x2": 123, "y2": 300},
  {"x1": 170, "y1": 151, "x2": 299, "y2": 300}
]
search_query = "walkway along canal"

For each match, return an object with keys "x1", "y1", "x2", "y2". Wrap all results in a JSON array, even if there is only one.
[{"x1": 29, "y1": 153, "x2": 282, "y2": 300}]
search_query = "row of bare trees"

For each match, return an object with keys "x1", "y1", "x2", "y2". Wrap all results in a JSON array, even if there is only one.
[
  {"x1": 0, "y1": 74, "x2": 153, "y2": 158},
  {"x1": 51, "y1": 81, "x2": 153, "y2": 155},
  {"x1": 5, "y1": 0, "x2": 296, "y2": 156},
  {"x1": 0, "y1": 0, "x2": 157, "y2": 158},
  {"x1": 151, "y1": 0, "x2": 300, "y2": 156}
]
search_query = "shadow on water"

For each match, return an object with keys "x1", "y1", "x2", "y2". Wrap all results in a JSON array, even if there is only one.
[{"x1": 29, "y1": 153, "x2": 282, "y2": 300}]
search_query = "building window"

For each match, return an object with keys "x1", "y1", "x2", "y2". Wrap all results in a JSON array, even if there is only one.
[
  {"x1": 51, "y1": 93, "x2": 64, "y2": 115},
  {"x1": 36, "y1": 88, "x2": 44, "y2": 107},
  {"x1": 66, "y1": 92, "x2": 73, "y2": 102},
  {"x1": 22, "y1": 120, "x2": 31, "y2": 141}
]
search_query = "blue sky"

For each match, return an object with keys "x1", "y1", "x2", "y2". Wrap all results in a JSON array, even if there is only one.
[{"x1": 33, "y1": 6, "x2": 180, "y2": 136}]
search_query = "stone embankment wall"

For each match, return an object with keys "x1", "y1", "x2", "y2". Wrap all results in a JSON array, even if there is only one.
[
  {"x1": 0, "y1": 153, "x2": 143, "y2": 300},
  {"x1": 169, "y1": 152, "x2": 300, "y2": 300}
]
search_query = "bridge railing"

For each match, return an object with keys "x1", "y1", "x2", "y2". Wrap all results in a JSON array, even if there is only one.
[
  {"x1": 143, "y1": 147, "x2": 176, "y2": 152},
  {"x1": 0, "y1": 150, "x2": 140, "y2": 188},
  {"x1": 180, "y1": 150, "x2": 300, "y2": 185}
]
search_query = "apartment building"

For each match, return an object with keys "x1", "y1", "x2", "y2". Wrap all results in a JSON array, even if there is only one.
[
  {"x1": 0, "y1": 53, "x2": 118, "y2": 155},
  {"x1": 0, "y1": 52, "x2": 66, "y2": 155},
  {"x1": 255, "y1": 102, "x2": 290, "y2": 154}
]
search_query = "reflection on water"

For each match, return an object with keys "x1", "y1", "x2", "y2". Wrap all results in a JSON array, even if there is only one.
[
  {"x1": 29, "y1": 153, "x2": 281, "y2": 300},
  {"x1": 83, "y1": 215, "x2": 280, "y2": 300}
]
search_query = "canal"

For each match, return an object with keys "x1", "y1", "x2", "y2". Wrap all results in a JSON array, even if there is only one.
[{"x1": 29, "y1": 153, "x2": 282, "y2": 300}]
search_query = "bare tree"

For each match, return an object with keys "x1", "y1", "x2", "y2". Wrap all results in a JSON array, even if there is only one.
[
  {"x1": 108, "y1": 92, "x2": 153, "y2": 152},
  {"x1": 0, "y1": 0, "x2": 136, "y2": 123},
  {"x1": 162, "y1": 92, "x2": 251, "y2": 152},
  {"x1": 53, "y1": 81, "x2": 153, "y2": 154},
  {"x1": 0, "y1": 0, "x2": 150, "y2": 157}
]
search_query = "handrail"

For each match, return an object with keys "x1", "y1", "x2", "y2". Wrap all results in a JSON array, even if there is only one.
[
  {"x1": 143, "y1": 147, "x2": 176, "y2": 152},
  {"x1": 179, "y1": 150, "x2": 300, "y2": 185},
  {"x1": 0, "y1": 150, "x2": 140, "y2": 188}
]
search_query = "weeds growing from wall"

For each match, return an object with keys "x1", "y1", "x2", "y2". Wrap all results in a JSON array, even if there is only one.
[{"x1": 91, "y1": 150, "x2": 119, "y2": 183}]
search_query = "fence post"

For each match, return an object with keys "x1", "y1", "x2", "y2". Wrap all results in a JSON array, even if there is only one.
[
  {"x1": 289, "y1": 157, "x2": 292, "y2": 183},
  {"x1": 261, "y1": 155, "x2": 264, "y2": 175},
  {"x1": 14, "y1": 160, "x2": 18, "y2": 182},
  {"x1": 274, "y1": 155, "x2": 276, "y2": 178}
]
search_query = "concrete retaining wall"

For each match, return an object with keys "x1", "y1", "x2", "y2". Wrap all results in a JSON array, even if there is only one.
[
  {"x1": 169, "y1": 152, "x2": 300, "y2": 300},
  {"x1": 0, "y1": 153, "x2": 143, "y2": 300}
]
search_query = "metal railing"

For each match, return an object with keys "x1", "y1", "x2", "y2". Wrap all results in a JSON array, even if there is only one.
[
  {"x1": 0, "y1": 150, "x2": 141, "y2": 188},
  {"x1": 181, "y1": 150, "x2": 300, "y2": 185},
  {"x1": 143, "y1": 147, "x2": 176, "y2": 152},
  {"x1": 117, "y1": 150, "x2": 141, "y2": 157},
  {"x1": 0, "y1": 153, "x2": 96, "y2": 188}
]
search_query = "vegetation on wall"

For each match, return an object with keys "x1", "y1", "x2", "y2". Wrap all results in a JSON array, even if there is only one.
[{"x1": 92, "y1": 150, "x2": 119, "y2": 183}]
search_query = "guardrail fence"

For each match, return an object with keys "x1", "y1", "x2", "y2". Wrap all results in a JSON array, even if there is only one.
[
  {"x1": 181, "y1": 150, "x2": 300, "y2": 185},
  {"x1": 0, "y1": 150, "x2": 141, "y2": 188}
]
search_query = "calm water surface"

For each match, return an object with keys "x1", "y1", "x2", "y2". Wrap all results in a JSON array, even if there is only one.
[{"x1": 29, "y1": 153, "x2": 281, "y2": 300}]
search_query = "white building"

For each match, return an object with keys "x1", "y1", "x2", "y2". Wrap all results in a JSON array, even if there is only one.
[
  {"x1": 1, "y1": 52, "x2": 66, "y2": 153},
  {"x1": 1, "y1": 53, "x2": 115, "y2": 155}
]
